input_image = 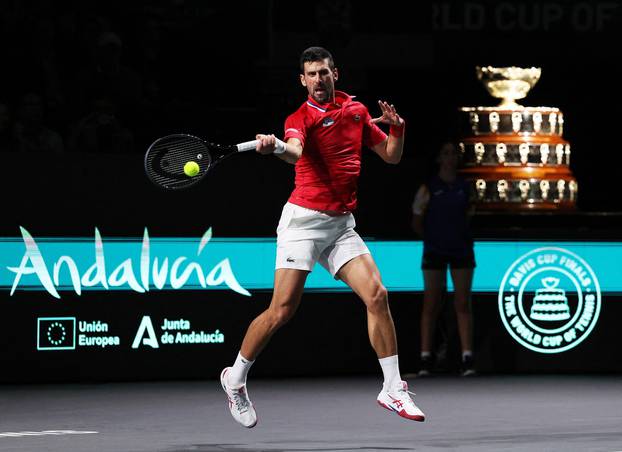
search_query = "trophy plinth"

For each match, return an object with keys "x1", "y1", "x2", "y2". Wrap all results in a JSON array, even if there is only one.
[
  {"x1": 476, "y1": 66, "x2": 541, "y2": 109},
  {"x1": 458, "y1": 67, "x2": 578, "y2": 211}
]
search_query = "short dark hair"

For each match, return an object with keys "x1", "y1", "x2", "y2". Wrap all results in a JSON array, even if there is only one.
[{"x1": 299, "y1": 46, "x2": 335, "y2": 73}]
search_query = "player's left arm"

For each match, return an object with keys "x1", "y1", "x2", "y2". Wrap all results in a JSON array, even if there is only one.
[{"x1": 370, "y1": 100, "x2": 405, "y2": 165}]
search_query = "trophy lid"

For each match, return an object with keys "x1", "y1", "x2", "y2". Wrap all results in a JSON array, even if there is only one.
[{"x1": 476, "y1": 66, "x2": 541, "y2": 108}]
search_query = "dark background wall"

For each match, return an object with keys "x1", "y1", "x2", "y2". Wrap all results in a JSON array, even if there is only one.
[{"x1": 1, "y1": 0, "x2": 622, "y2": 239}]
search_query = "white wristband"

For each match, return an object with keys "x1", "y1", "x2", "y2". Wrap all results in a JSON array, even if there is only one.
[{"x1": 273, "y1": 138, "x2": 286, "y2": 154}]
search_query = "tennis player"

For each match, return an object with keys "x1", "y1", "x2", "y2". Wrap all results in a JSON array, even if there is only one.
[{"x1": 221, "y1": 46, "x2": 425, "y2": 427}]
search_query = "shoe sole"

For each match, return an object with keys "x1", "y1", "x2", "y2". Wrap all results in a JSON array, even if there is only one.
[
  {"x1": 377, "y1": 400, "x2": 425, "y2": 422},
  {"x1": 220, "y1": 367, "x2": 230, "y2": 392},
  {"x1": 220, "y1": 367, "x2": 258, "y2": 428}
]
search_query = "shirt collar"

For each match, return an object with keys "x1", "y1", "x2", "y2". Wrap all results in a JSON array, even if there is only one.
[{"x1": 306, "y1": 90, "x2": 353, "y2": 112}]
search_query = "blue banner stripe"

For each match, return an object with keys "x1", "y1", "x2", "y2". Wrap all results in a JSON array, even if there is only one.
[{"x1": 1, "y1": 230, "x2": 621, "y2": 295}]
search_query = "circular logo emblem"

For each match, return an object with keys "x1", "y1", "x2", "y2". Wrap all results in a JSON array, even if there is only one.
[{"x1": 498, "y1": 247, "x2": 601, "y2": 353}]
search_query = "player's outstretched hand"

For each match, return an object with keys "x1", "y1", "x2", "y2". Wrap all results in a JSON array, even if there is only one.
[
  {"x1": 256, "y1": 134, "x2": 278, "y2": 155},
  {"x1": 371, "y1": 101, "x2": 404, "y2": 127}
]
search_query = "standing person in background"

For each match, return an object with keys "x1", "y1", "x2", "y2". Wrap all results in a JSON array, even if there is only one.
[{"x1": 412, "y1": 141, "x2": 476, "y2": 377}]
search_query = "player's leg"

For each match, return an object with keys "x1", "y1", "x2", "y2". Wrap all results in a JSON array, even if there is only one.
[
  {"x1": 240, "y1": 268, "x2": 308, "y2": 361},
  {"x1": 420, "y1": 267, "x2": 446, "y2": 375},
  {"x1": 450, "y1": 264, "x2": 475, "y2": 376},
  {"x1": 450, "y1": 267, "x2": 473, "y2": 353},
  {"x1": 222, "y1": 203, "x2": 320, "y2": 428},
  {"x1": 338, "y1": 254, "x2": 396, "y2": 358},
  {"x1": 221, "y1": 268, "x2": 308, "y2": 428},
  {"x1": 233, "y1": 202, "x2": 316, "y2": 375},
  {"x1": 336, "y1": 253, "x2": 425, "y2": 422}
]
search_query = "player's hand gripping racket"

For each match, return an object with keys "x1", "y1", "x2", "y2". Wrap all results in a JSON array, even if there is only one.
[{"x1": 144, "y1": 134, "x2": 286, "y2": 190}]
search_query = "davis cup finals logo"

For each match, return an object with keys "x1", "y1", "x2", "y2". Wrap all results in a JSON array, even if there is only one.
[{"x1": 498, "y1": 247, "x2": 601, "y2": 353}]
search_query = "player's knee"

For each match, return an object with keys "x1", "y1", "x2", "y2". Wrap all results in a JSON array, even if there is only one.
[
  {"x1": 365, "y1": 283, "x2": 389, "y2": 314},
  {"x1": 270, "y1": 304, "x2": 297, "y2": 328}
]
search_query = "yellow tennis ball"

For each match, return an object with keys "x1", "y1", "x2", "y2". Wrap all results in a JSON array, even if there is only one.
[{"x1": 183, "y1": 161, "x2": 200, "y2": 177}]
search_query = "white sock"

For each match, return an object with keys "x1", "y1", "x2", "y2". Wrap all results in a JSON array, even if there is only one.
[
  {"x1": 462, "y1": 350, "x2": 473, "y2": 361},
  {"x1": 421, "y1": 351, "x2": 431, "y2": 359},
  {"x1": 379, "y1": 355, "x2": 401, "y2": 390},
  {"x1": 228, "y1": 352, "x2": 254, "y2": 387}
]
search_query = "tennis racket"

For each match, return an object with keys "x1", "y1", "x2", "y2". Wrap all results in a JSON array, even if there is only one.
[{"x1": 144, "y1": 134, "x2": 286, "y2": 190}]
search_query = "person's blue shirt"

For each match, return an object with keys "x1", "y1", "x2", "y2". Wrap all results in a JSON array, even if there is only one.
[{"x1": 423, "y1": 175, "x2": 473, "y2": 256}]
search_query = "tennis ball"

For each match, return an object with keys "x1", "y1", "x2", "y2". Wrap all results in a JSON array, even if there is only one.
[{"x1": 184, "y1": 161, "x2": 200, "y2": 177}]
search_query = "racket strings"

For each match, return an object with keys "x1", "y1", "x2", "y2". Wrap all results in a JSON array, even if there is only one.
[{"x1": 145, "y1": 136, "x2": 211, "y2": 189}]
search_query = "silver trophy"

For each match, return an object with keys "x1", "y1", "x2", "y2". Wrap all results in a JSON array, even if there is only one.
[
  {"x1": 460, "y1": 66, "x2": 578, "y2": 210},
  {"x1": 476, "y1": 66, "x2": 541, "y2": 108}
]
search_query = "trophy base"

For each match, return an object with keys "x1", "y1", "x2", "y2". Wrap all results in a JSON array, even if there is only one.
[
  {"x1": 459, "y1": 167, "x2": 578, "y2": 210},
  {"x1": 474, "y1": 201, "x2": 577, "y2": 211}
]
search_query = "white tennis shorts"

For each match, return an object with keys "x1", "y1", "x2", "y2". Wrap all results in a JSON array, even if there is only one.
[{"x1": 275, "y1": 202, "x2": 370, "y2": 277}]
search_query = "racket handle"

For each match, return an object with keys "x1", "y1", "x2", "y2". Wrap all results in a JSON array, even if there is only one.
[{"x1": 236, "y1": 138, "x2": 287, "y2": 155}]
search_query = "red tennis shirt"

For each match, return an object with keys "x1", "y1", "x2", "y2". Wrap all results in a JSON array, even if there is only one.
[{"x1": 283, "y1": 91, "x2": 387, "y2": 212}]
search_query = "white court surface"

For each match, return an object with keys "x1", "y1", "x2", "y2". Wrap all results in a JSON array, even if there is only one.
[
  {"x1": 0, "y1": 430, "x2": 98, "y2": 438},
  {"x1": 1, "y1": 376, "x2": 621, "y2": 452}
]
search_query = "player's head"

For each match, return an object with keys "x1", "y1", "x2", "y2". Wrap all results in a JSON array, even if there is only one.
[
  {"x1": 437, "y1": 141, "x2": 460, "y2": 169},
  {"x1": 299, "y1": 46, "x2": 338, "y2": 104}
]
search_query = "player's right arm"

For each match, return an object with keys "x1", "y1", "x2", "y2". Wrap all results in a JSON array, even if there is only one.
[
  {"x1": 412, "y1": 184, "x2": 430, "y2": 238},
  {"x1": 255, "y1": 134, "x2": 303, "y2": 164},
  {"x1": 270, "y1": 109, "x2": 307, "y2": 164},
  {"x1": 281, "y1": 138, "x2": 303, "y2": 164}
]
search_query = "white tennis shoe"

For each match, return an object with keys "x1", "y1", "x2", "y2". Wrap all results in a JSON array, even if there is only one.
[
  {"x1": 377, "y1": 380, "x2": 425, "y2": 422},
  {"x1": 220, "y1": 367, "x2": 257, "y2": 428}
]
